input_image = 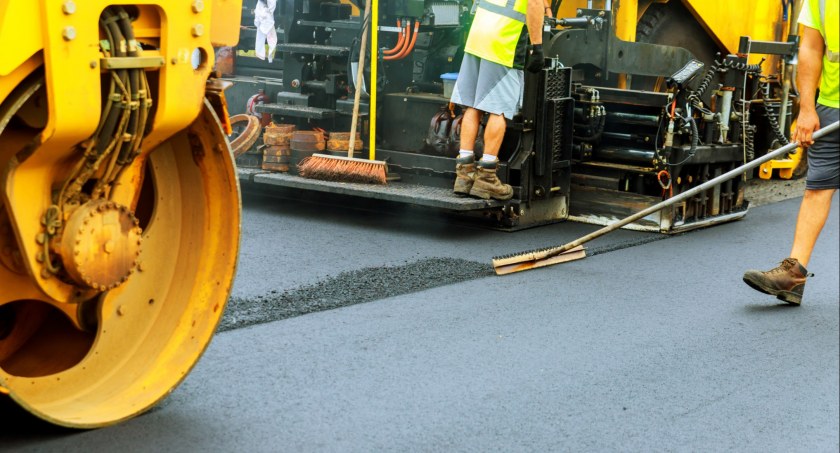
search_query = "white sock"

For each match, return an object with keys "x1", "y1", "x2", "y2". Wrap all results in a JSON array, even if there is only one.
[
  {"x1": 480, "y1": 154, "x2": 498, "y2": 162},
  {"x1": 458, "y1": 150, "x2": 474, "y2": 159}
]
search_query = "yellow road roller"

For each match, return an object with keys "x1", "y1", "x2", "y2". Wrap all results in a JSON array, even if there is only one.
[{"x1": 1, "y1": 0, "x2": 242, "y2": 428}]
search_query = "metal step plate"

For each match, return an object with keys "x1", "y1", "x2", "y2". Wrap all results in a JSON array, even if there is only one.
[
  {"x1": 237, "y1": 169, "x2": 504, "y2": 211},
  {"x1": 254, "y1": 103, "x2": 336, "y2": 119}
]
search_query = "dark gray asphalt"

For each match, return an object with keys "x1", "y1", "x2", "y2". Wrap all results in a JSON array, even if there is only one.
[{"x1": 1, "y1": 192, "x2": 837, "y2": 452}]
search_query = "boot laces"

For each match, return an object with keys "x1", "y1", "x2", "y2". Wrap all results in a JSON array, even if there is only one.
[
  {"x1": 767, "y1": 258, "x2": 797, "y2": 275},
  {"x1": 768, "y1": 258, "x2": 813, "y2": 278}
]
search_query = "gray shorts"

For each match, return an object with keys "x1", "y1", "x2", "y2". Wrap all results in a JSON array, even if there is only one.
[
  {"x1": 806, "y1": 104, "x2": 840, "y2": 190},
  {"x1": 450, "y1": 53, "x2": 524, "y2": 120}
]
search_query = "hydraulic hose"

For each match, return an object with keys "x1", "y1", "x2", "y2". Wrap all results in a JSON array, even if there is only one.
[
  {"x1": 385, "y1": 20, "x2": 419, "y2": 61},
  {"x1": 382, "y1": 19, "x2": 405, "y2": 55}
]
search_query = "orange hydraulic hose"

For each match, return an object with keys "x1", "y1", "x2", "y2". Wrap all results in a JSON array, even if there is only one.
[
  {"x1": 401, "y1": 20, "x2": 421, "y2": 59},
  {"x1": 383, "y1": 21, "x2": 411, "y2": 60},
  {"x1": 383, "y1": 19, "x2": 405, "y2": 55},
  {"x1": 385, "y1": 20, "x2": 419, "y2": 61}
]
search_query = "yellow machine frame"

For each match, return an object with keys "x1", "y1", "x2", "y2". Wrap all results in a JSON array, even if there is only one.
[{"x1": 1, "y1": 0, "x2": 243, "y2": 428}]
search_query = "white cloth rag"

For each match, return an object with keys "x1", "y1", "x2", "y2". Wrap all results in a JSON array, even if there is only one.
[{"x1": 254, "y1": 0, "x2": 277, "y2": 62}]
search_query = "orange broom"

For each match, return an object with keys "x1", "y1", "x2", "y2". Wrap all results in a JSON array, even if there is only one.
[{"x1": 298, "y1": 0, "x2": 387, "y2": 184}]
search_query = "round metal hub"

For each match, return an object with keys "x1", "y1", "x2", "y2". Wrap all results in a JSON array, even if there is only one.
[{"x1": 59, "y1": 200, "x2": 142, "y2": 291}]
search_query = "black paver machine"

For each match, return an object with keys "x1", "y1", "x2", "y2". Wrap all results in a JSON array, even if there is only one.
[{"x1": 225, "y1": 0, "x2": 799, "y2": 231}]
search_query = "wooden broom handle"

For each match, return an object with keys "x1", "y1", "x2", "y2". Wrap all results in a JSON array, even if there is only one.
[{"x1": 348, "y1": 0, "x2": 371, "y2": 157}]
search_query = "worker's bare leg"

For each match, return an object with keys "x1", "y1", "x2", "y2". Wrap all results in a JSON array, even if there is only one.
[
  {"x1": 453, "y1": 107, "x2": 481, "y2": 195},
  {"x1": 789, "y1": 188, "x2": 836, "y2": 267},
  {"x1": 469, "y1": 113, "x2": 512, "y2": 200},
  {"x1": 459, "y1": 107, "x2": 481, "y2": 151},
  {"x1": 481, "y1": 113, "x2": 506, "y2": 158}
]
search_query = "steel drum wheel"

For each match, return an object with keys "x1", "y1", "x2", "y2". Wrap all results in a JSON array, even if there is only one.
[{"x1": 0, "y1": 73, "x2": 240, "y2": 428}]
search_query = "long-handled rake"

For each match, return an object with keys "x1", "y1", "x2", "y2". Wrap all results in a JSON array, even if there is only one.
[{"x1": 493, "y1": 120, "x2": 840, "y2": 275}]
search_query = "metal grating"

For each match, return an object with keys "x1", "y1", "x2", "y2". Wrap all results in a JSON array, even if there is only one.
[
  {"x1": 549, "y1": 99, "x2": 573, "y2": 166},
  {"x1": 543, "y1": 67, "x2": 572, "y2": 166},
  {"x1": 544, "y1": 66, "x2": 571, "y2": 100}
]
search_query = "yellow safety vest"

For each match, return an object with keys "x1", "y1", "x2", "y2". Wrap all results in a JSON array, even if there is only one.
[
  {"x1": 814, "y1": 0, "x2": 839, "y2": 63},
  {"x1": 811, "y1": 0, "x2": 839, "y2": 107},
  {"x1": 464, "y1": 0, "x2": 529, "y2": 68}
]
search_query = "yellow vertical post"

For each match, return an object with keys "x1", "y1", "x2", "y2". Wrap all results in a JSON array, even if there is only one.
[
  {"x1": 369, "y1": 0, "x2": 378, "y2": 160},
  {"x1": 614, "y1": 0, "x2": 639, "y2": 89}
]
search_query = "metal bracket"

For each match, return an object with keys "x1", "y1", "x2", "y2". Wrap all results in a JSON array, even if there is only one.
[{"x1": 100, "y1": 56, "x2": 166, "y2": 69}]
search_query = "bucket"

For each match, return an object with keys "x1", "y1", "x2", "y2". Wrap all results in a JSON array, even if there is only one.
[{"x1": 441, "y1": 73, "x2": 458, "y2": 98}]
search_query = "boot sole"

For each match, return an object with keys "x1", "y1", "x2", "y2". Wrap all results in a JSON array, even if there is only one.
[
  {"x1": 468, "y1": 187, "x2": 512, "y2": 201},
  {"x1": 742, "y1": 274, "x2": 802, "y2": 305}
]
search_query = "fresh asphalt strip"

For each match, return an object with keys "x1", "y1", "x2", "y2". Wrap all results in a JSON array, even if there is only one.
[{"x1": 218, "y1": 234, "x2": 673, "y2": 333}]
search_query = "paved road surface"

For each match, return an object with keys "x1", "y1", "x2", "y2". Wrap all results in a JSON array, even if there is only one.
[{"x1": 1, "y1": 191, "x2": 837, "y2": 452}]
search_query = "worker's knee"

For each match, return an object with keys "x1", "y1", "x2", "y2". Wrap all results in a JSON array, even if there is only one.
[{"x1": 803, "y1": 188, "x2": 836, "y2": 201}]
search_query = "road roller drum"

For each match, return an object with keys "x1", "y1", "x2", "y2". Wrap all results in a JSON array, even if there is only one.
[{"x1": 0, "y1": 0, "x2": 243, "y2": 428}]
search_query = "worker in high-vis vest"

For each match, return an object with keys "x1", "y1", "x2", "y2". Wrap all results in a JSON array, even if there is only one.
[
  {"x1": 449, "y1": 0, "x2": 547, "y2": 200},
  {"x1": 742, "y1": 0, "x2": 839, "y2": 305}
]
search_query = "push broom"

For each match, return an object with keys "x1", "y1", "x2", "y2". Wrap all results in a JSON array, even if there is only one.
[
  {"x1": 492, "y1": 120, "x2": 840, "y2": 275},
  {"x1": 298, "y1": 0, "x2": 388, "y2": 184}
]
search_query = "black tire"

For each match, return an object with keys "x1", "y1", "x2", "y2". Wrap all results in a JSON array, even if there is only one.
[{"x1": 631, "y1": 1, "x2": 722, "y2": 92}]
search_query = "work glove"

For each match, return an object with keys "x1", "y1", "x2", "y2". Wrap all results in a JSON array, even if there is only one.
[{"x1": 526, "y1": 44, "x2": 545, "y2": 73}]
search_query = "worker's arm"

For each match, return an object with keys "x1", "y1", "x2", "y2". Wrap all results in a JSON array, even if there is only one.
[
  {"x1": 543, "y1": 0, "x2": 553, "y2": 18},
  {"x1": 526, "y1": 0, "x2": 543, "y2": 45},
  {"x1": 793, "y1": 26, "x2": 825, "y2": 147},
  {"x1": 524, "y1": 0, "x2": 545, "y2": 72}
]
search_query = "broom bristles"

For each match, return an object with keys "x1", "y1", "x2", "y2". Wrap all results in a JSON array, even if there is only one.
[{"x1": 298, "y1": 154, "x2": 388, "y2": 184}]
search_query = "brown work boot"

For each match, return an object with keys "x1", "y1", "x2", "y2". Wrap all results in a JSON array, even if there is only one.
[
  {"x1": 742, "y1": 258, "x2": 813, "y2": 305},
  {"x1": 453, "y1": 154, "x2": 476, "y2": 196},
  {"x1": 469, "y1": 159, "x2": 513, "y2": 200}
]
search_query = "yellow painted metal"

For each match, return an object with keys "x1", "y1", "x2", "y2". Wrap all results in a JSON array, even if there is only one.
[
  {"x1": 1, "y1": 0, "x2": 242, "y2": 427},
  {"x1": 556, "y1": 0, "x2": 789, "y2": 60},
  {"x1": 1, "y1": 101, "x2": 241, "y2": 428},
  {"x1": 682, "y1": 0, "x2": 786, "y2": 61},
  {"x1": 2, "y1": 1, "x2": 239, "y2": 303},
  {"x1": 759, "y1": 120, "x2": 804, "y2": 180},
  {"x1": 0, "y1": 2, "x2": 44, "y2": 78},
  {"x1": 758, "y1": 147, "x2": 803, "y2": 179}
]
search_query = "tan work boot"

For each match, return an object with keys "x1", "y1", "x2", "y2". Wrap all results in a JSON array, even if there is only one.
[
  {"x1": 469, "y1": 159, "x2": 513, "y2": 200},
  {"x1": 742, "y1": 258, "x2": 813, "y2": 305},
  {"x1": 453, "y1": 154, "x2": 476, "y2": 196}
]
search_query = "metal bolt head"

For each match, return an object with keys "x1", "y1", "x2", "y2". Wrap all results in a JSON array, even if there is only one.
[
  {"x1": 62, "y1": 26, "x2": 76, "y2": 41},
  {"x1": 191, "y1": 0, "x2": 205, "y2": 13},
  {"x1": 62, "y1": 0, "x2": 76, "y2": 14},
  {"x1": 191, "y1": 24, "x2": 204, "y2": 37}
]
